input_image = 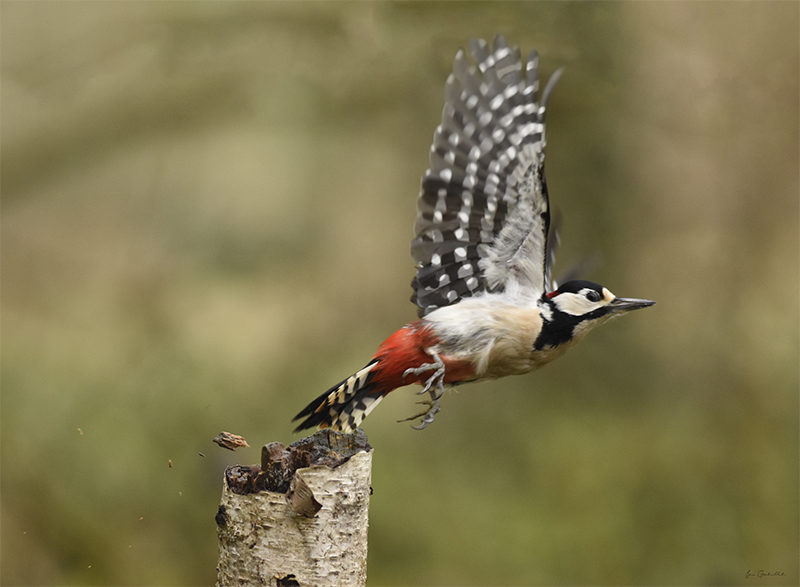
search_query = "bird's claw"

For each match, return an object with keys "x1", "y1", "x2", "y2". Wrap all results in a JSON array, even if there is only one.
[
  {"x1": 417, "y1": 373, "x2": 445, "y2": 401},
  {"x1": 397, "y1": 399, "x2": 441, "y2": 430},
  {"x1": 400, "y1": 350, "x2": 446, "y2": 430},
  {"x1": 403, "y1": 352, "x2": 446, "y2": 398}
]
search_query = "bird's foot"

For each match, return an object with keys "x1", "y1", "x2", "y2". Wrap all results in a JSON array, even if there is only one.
[
  {"x1": 400, "y1": 350, "x2": 446, "y2": 430},
  {"x1": 397, "y1": 399, "x2": 441, "y2": 430},
  {"x1": 403, "y1": 351, "x2": 446, "y2": 399}
]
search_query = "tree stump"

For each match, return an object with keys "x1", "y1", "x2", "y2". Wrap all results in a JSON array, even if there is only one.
[{"x1": 215, "y1": 429, "x2": 373, "y2": 587}]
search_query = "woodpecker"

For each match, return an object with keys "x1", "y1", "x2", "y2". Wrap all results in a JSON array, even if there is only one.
[{"x1": 293, "y1": 36, "x2": 654, "y2": 433}]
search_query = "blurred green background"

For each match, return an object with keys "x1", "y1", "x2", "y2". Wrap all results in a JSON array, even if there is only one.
[{"x1": 2, "y1": 2, "x2": 798, "y2": 585}]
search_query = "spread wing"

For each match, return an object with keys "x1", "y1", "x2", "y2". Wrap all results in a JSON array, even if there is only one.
[{"x1": 410, "y1": 35, "x2": 562, "y2": 317}]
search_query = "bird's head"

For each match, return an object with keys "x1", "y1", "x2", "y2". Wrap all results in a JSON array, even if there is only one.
[
  {"x1": 538, "y1": 280, "x2": 655, "y2": 348},
  {"x1": 546, "y1": 280, "x2": 656, "y2": 319}
]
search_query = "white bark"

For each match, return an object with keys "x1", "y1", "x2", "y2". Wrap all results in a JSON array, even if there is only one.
[{"x1": 216, "y1": 449, "x2": 372, "y2": 587}]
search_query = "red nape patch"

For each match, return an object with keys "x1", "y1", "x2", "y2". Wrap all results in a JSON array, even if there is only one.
[{"x1": 546, "y1": 290, "x2": 558, "y2": 298}]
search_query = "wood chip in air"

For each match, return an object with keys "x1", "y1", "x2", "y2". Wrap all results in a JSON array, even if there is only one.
[{"x1": 213, "y1": 431, "x2": 250, "y2": 451}]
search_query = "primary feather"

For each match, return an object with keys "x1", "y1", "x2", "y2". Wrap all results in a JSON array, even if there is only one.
[{"x1": 410, "y1": 35, "x2": 562, "y2": 317}]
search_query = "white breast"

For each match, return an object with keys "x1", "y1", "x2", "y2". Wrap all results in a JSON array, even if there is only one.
[{"x1": 424, "y1": 291, "x2": 546, "y2": 379}]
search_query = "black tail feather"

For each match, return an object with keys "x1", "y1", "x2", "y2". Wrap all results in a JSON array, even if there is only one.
[{"x1": 293, "y1": 360, "x2": 384, "y2": 433}]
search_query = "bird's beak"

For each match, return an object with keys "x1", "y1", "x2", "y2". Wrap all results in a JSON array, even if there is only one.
[{"x1": 608, "y1": 297, "x2": 656, "y2": 313}]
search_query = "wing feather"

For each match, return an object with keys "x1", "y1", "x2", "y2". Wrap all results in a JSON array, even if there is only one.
[{"x1": 411, "y1": 36, "x2": 561, "y2": 317}]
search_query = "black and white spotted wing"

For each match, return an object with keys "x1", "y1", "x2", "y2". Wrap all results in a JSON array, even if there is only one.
[{"x1": 410, "y1": 36, "x2": 563, "y2": 317}]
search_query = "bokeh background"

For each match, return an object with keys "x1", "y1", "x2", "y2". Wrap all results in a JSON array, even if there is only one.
[{"x1": 2, "y1": 2, "x2": 798, "y2": 585}]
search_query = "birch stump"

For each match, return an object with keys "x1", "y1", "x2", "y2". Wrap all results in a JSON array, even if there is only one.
[{"x1": 215, "y1": 429, "x2": 373, "y2": 587}]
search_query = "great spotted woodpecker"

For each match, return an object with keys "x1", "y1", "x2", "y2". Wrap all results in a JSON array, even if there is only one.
[{"x1": 293, "y1": 36, "x2": 654, "y2": 433}]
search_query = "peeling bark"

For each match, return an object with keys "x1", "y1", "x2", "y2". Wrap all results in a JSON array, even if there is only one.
[{"x1": 216, "y1": 430, "x2": 372, "y2": 587}]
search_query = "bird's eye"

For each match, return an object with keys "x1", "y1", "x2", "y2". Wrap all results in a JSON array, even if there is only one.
[{"x1": 585, "y1": 290, "x2": 601, "y2": 302}]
